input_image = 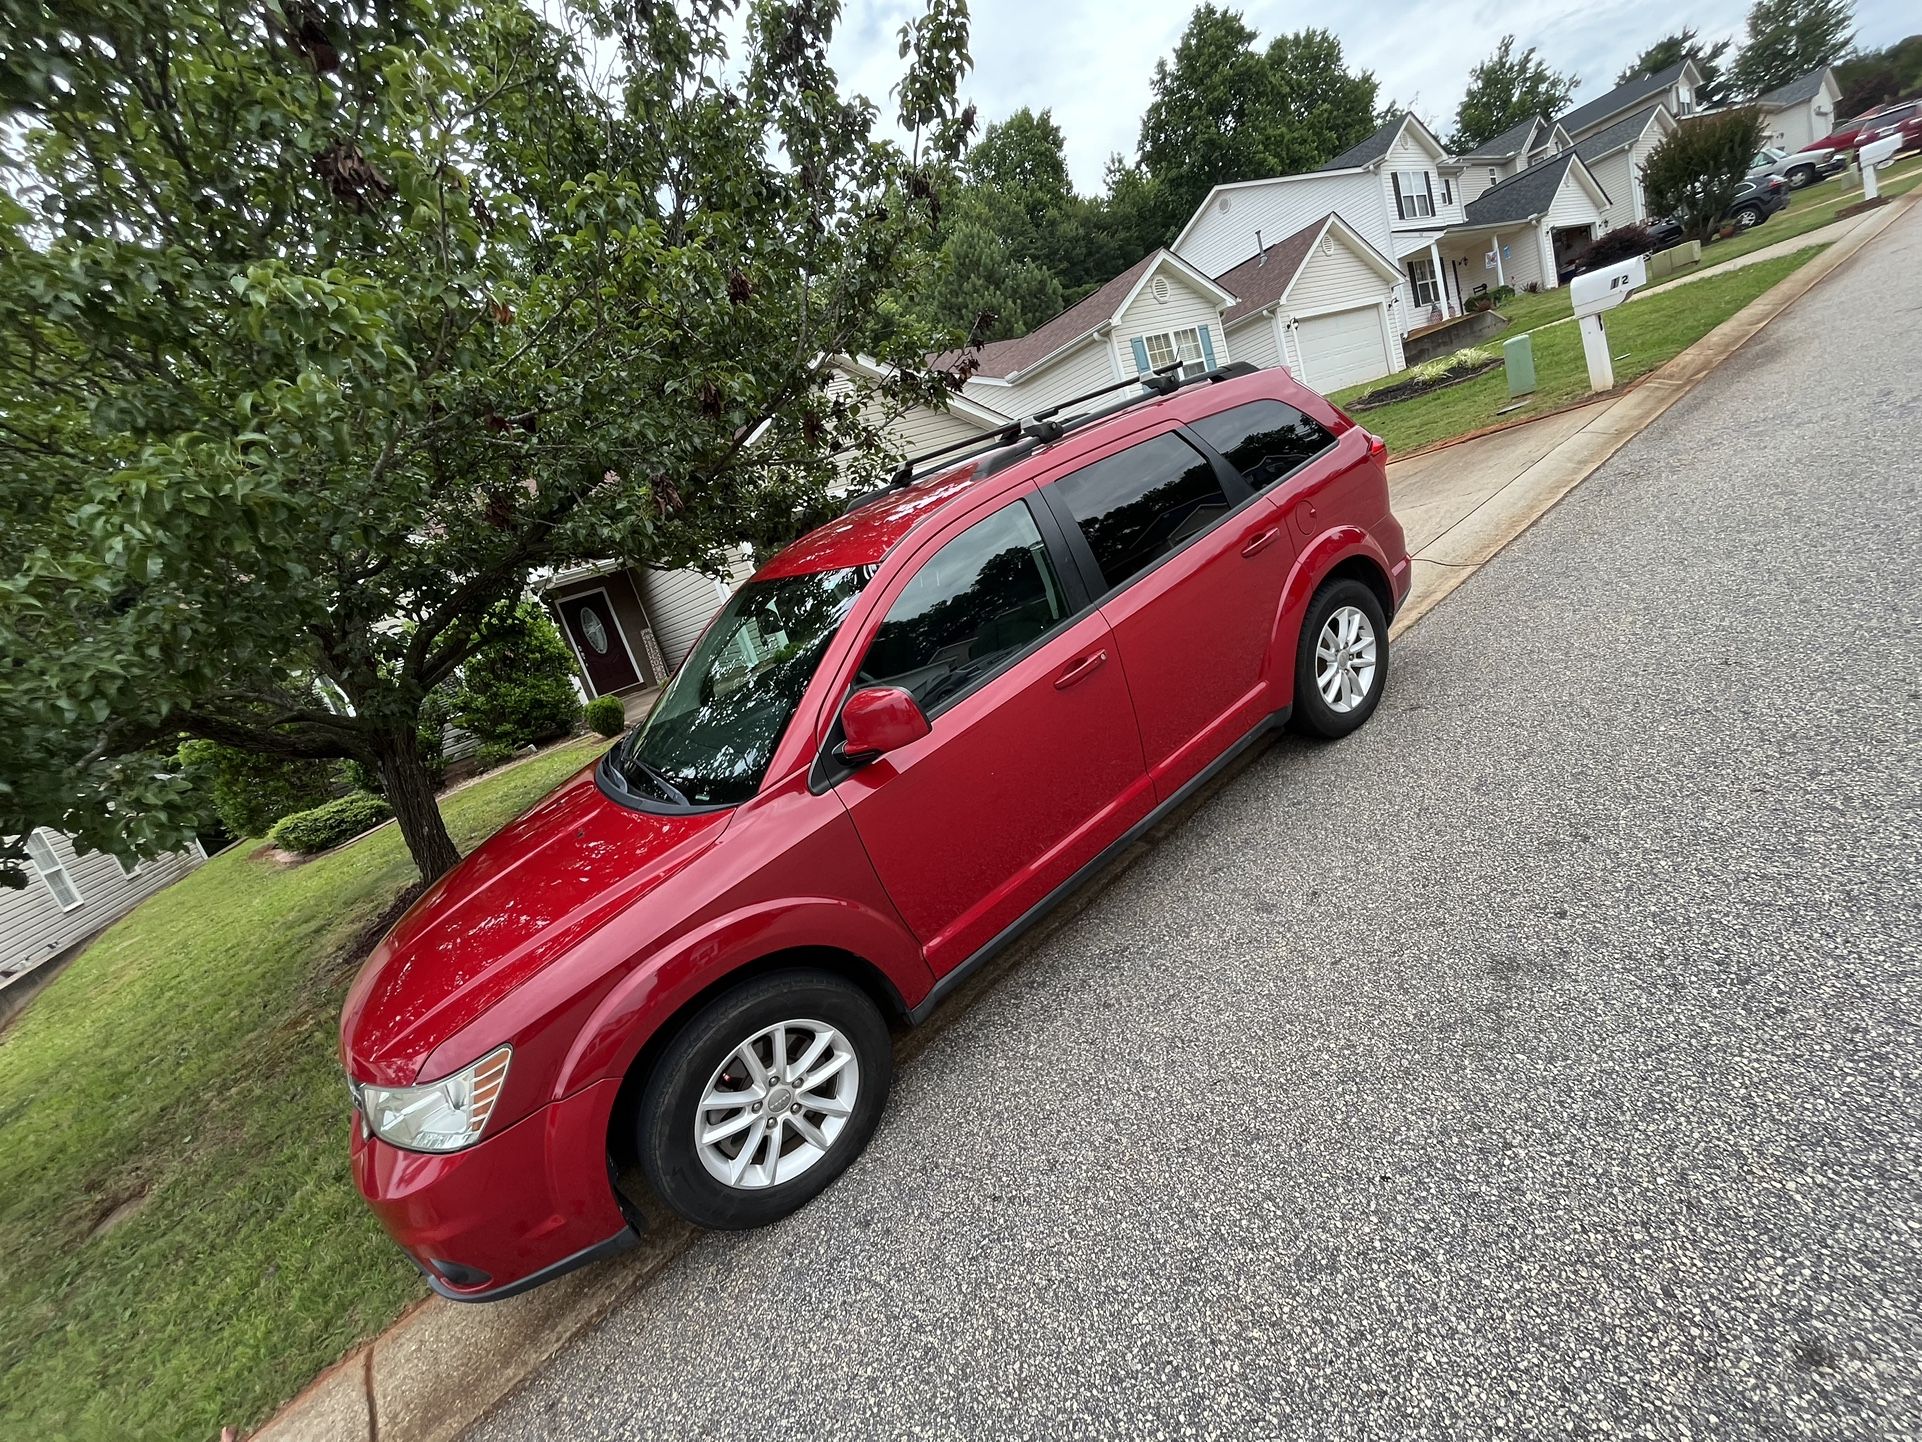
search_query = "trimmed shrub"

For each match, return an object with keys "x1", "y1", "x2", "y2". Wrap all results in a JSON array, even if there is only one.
[
  {"x1": 584, "y1": 695, "x2": 627, "y2": 738},
  {"x1": 452, "y1": 602, "x2": 583, "y2": 748},
  {"x1": 177, "y1": 739, "x2": 339, "y2": 838},
  {"x1": 267, "y1": 792, "x2": 393, "y2": 855},
  {"x1": 1490, "y1": 284, "x2": 1516, "y2": 305},
  {"x1": 1568, "y1": 224, "x2": 1654, "y2": 276}
]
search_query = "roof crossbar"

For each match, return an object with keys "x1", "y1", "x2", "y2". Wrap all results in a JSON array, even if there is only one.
[{"x1": 840, "y1": 359, "x2": 1258, "y2": 516}]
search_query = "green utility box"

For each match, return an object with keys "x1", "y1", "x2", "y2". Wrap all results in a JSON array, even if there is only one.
[{"x1": 1504, "y1": 333, "x2": 1536, "y2": 398}]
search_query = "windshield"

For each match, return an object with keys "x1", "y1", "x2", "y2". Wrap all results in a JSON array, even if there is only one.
[{"x1": 608, "y1": 566, "x2": 872, "y2": 807}]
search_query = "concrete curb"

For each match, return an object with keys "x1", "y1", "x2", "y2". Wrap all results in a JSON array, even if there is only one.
[
  {"x1": 1389, "y1": 183, "x2": 1918, "y2": 642},
  {"x1": 247, "y1": 182, "x2": 1917, "y2": 1442}
]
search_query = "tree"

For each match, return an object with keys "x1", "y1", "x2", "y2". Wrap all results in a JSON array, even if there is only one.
[
  {"x1": 1450, "y1": 35, "x2": 1579, "y2": 152},
  {"x1": 1731, "y1": 0, "x2": 1855, "y2": 97},
  {"x1": 448, "y1": 603, "x2": 583, "y2": 749},
  {"x1": 1136, "y1": 7, "x2": 1378, "y2": 239},
  {"x1": 1617, "y1": 28, "x2": 1734, "y2": 106},
  {"x1": 1835, "y1": 34, "x2": 1922, "y2": 116},
  {"x1": 1641, "y1": 108, "x2": 1769, "y2": 242},
  {"x1": 0, "y1": 0, "x2": 974, "y2": 886}
]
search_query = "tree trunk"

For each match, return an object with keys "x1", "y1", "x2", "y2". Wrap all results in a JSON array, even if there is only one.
[{"x1": 374, "y1": 729, "x2": 462, "y2": 883}]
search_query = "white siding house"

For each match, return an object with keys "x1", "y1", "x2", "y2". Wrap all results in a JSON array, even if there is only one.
[
  {"x1": 3, "y1": 830, "x2": 202, "y2": 986},
  {"x1": 1558, "y1": 59, "x2": 1705, "y2": 145},
  {"x1": 1214, "y1": 214, "x2": 1405, "y2": 391},
  {"x1": 1574, "y1": 105, "x2": 1677, "y2": 229},
  {"x1": 1438, "y1": 150, "x2": 1612, "y2": 299},
  {"x1": 1753, "y1": 67, "x2": 1843, "y2": 154}
]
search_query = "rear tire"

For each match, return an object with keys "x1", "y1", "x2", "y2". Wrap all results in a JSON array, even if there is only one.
[
  {"x1": 1291, "y1": 577, "x2": 1389, "y2": 740},
  {"x1": 636, "y1": 970, "x2": 892, "y2": 1229}
]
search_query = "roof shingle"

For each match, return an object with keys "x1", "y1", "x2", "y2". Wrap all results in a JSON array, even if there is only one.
[
  {"x1": 1462, "y1": 151, "x2": 1588, "y2": 227},
  {"x1": 1212, "y1": 217, "x2": 1330, "y2": 326},
  {"x1": 1573, "y1": 103, "x2": 1669, "y2": 162},
  {"x1": 1559, "y1": 59, "x2": 1689, "y2": 138},
  {"x1": 1753, "y1": 67, "x2": 1831, "y2": 109}
]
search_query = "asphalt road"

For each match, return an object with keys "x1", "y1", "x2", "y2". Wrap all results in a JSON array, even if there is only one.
[{"x1": 473, "y1": 213, "x2": 1922, "y2": 1441}]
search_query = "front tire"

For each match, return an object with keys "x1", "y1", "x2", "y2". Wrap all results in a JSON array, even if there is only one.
[
  {"x1": 1291, "y1": 577, "x2": 1389, "y2": 739},
  {"x1": 1732, "y1": 205, "x2": 1764, "y2": 230},
  {"x1": 636, "y1": 970, "x2": 892, "y2": 1229},
  {"x1": 1787, "y1": 165, "x2": 1817, "y2": 189}
]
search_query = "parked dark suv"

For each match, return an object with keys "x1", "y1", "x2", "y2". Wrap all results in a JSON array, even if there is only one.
[{"x1": 341, "y1": 361, "x2": 1412, "y2": 1299}]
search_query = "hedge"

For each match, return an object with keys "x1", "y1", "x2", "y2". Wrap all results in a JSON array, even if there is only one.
[
  {"x1": 584, "y1": 695, "x2": 627, "y2": 737},
  {"x1": 267, "y1": 792, "x2": 394, "y2": 855}
]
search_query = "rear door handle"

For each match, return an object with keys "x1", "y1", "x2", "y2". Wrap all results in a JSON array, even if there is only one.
[
  {"x1": 1240, "y1": 527, "x2": 1283, "y2": 558},
  {"x1": 1053, "y1": 650, "x2": 1108, "y2": 690}
]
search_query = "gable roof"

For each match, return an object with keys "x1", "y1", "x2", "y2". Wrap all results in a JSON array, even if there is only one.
[
  {"x1": 1753, "y1": 66, "x2": 1834, "y2": 109},
  {"x1": 1316, "y1": 111, "x2": 1446, "y2": 172},
  {"x1": 1461, "y1": 150, "x2": 1608, "y2": 226},
  {"x1": 943, "y1": 249, "x2": 1233, "y2": 381},
  {"x1": 1559, "y1": 58, "x2": 1696, "y2": 137},
  {"x1": 1212, "y1": 214, "x2": 1400, "y2": 327},
  {"x1": 1573, "y1": 103, "x2": 1672, "y2": 163},
  {"x1": 1462, "y1": 115, "x2": 1545, "y2": 162}
]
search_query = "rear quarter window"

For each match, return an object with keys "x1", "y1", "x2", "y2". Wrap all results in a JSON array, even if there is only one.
[{"x1": 1187, "y1": 399, "x2": 1336, "y2": 491}]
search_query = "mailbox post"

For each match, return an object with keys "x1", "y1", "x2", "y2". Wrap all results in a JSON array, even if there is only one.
[
  {"x1": 1859, "y1": 133, "x2": 1901, "y2": 200},
  {"x1": 1567, "y1": 256, "x2": 1647, "y2": 392}
]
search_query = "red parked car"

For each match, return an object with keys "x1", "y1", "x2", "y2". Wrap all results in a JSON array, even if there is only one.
[
  {"x1": 341, "y1": 361, "x2": 1411, "y2": 1299},
  {"x1": 1819, "y1": 102, "x2": 1921, "y2": 157}
]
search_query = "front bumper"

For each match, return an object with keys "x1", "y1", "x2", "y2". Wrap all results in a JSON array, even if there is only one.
[{"x1": 351, "y1": 1076, "x2": 638, "y2": 1301}]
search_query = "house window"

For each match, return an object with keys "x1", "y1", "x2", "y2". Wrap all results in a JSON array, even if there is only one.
[
  {"x1": 1440, "y1": 177, "x2": 1454, "y2": 205},
  {"x1": 26, "y1": 830, "x2": 83, "y2": 911},
  {"x1": 1393, "y1": 171, "x2": 1435, "y2": 220},
  {"x1": 1677, "y1": 89, "x2": 1694, "y2": 116},
  {"x1": 1139, "y1": 326, "x2": 1205, "y2": 375},
  {"x1": 1406, "y1": 256, "x2": 1441, "y2": 307},
  {"x1": 1487, "y1": 167, "x2": 1499, "y2": 187}
]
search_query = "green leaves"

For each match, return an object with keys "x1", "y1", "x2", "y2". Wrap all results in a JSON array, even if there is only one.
[
  {"x1": 1641, "y1": 108, "x2": 1771, "y2": 244},
  {"x1": 1, "y1": 0, "x2": 974, "y2": 882},
  {"x1": 1449, "y1": 36, "x2": 1578, "y2": 153}
]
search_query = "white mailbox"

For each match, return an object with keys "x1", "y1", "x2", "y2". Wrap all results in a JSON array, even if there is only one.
[
  {"x1": 1860, "y1": 133, "x2": 1902, "y2": 170},
  {"x1": 1569, "y1": 255, "x2": 1647, "y2": 320}
]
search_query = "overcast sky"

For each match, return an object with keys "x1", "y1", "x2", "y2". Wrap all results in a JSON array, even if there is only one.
[{"x1": 827, "y1": 0, "x2": 1913, "y2": 191}]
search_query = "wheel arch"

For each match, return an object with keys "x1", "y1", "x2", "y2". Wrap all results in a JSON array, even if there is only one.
[
  {"x1": 601, "y1": 944, "x2": 909, "y2": 1168},
  {"x1": 1268, "y1": 528, "x2": 1396, "y2": 699}
]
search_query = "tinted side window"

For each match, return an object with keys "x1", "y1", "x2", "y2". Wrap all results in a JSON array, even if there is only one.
[
  {"x1": 857, "y1": 501, "x2": 1068, "y2": 713},
  {"x1": 1187, "y1": 400, "x2": 1335, "y2": 491},
  {"x1": 1051, "y1": 433, "x2": 1231, "y2": 591}
]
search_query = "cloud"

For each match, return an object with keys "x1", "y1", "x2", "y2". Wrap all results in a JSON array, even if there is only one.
[{"x1": 832, "y1": 0, "x2": 1915, "y2": 192}]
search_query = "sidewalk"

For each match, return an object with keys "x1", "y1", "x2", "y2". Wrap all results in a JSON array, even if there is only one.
[
  {"x1": 249, "y1": 184, "x2": 1919, "y2": 1442},
  {"x1": 1386, "y1": 186, "x2": 1918, "y2": 640}
]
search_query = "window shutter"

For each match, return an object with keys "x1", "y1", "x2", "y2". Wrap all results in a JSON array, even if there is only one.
[
  {"x1": 1423, "y1": 171, "x2": 1435, "y2": 215},
  {"x1": 1197, "y1": 325, "x2": 1217, "y2": 369},
  {"x1": 1391, "y1": 171, "x2": 1405, "y2": 220},
  {"x1": 1129, "y1": 337, "x2": 1150, "y2": 375}
]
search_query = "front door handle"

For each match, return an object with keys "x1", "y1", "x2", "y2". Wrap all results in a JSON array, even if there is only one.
[
  {"x1": 1240, "y1": 527, "x2": 1283, "y2": 558},
  {"x1": 1053, "y1": 650, "x2": 1108, "y2": 690}
]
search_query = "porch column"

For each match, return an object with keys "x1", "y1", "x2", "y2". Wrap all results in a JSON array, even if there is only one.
[{"x1": 1427, "y1": 240, "x2": 1449, "y2": 317}]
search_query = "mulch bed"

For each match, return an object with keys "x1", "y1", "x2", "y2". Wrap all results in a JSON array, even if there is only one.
[
  {"x1": 1835, "y1": 197, "x2": 1889, "y2": 221},
  {"x1": 1351, "y1": 358, "x2": 1502, "y2": 411}
]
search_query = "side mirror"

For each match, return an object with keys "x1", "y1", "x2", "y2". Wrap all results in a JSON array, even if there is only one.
[{"x1": 836, "y1": 686, "x2": 930, "y2": 762}]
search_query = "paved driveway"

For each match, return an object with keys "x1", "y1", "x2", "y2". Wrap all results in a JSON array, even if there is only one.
[{"x1": 473, "y1": 212, "x2": 1921, "y2": 1440}]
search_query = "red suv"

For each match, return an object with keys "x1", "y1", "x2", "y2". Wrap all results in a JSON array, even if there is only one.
[{"x1": 341, "y1": 361, "x2": 1411, "y2": 1299}]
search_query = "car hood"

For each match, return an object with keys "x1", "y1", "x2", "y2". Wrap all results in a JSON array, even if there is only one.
[{"x1": 340, "y1": 763, "x2": 731, "y2": 1085}]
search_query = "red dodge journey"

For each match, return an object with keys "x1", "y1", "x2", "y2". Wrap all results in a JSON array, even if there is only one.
[{"x1": 341, "y1": 360, "x2": 1411, "y2": 1299}]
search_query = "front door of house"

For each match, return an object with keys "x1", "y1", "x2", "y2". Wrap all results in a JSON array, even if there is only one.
[{"x1": 554, "y1": 591, "x2": 641, "y2": 695}]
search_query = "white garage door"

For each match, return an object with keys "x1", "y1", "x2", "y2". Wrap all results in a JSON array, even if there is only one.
[{"x1": 1295, "y1": 306, "x2": 1391, "y2": 392}]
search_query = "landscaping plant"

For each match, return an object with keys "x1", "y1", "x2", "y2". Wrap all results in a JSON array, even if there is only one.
[
  {"x1": 1642, "y1": 109, "x2": 1771, "y2": 244},
  {"x1": 450, "y1": 603, "x2": 583, "y2": 750},
  {"x1": 1569, "y1": 224, "x2": 1658, "y2": 275},
  {"x1": 0, "y1": 0, "x2": 976, "y2": 888},
  {"x1": 267, "y1": 793, "x2": 394, "y2": 856},
  {"x1": 585, "y1": 695, "x2": 628, "y2": 738},
  {"x1": 177, "y1": 740, "x2": 340, "y2": 840}
]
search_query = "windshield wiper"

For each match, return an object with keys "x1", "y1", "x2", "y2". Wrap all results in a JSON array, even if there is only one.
[{"x1": 629, "y1": 757, "x2": 691, "y2": 806}]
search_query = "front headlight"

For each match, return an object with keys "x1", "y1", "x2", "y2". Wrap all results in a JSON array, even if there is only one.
[{"x1": 358, "y1": 1046, "x2": 512, "y2": 1153}]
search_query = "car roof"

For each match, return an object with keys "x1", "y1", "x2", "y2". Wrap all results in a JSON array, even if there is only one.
[{"x1": 754, "y1": 368, "x2": 1305, "y2": 581}]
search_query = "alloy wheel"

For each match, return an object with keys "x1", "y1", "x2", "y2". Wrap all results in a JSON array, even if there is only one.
[
  {"x1": 1315, "y1": 605, "x2": 1378, "y2": 714},
  {"x1": 694, "y1": 1019, "x2": 860, "y2": 1190}
]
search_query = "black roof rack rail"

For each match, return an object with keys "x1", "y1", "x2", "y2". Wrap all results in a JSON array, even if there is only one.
[{"x1": 839, "y1": 358, "x2": 1259, "y2": 516}]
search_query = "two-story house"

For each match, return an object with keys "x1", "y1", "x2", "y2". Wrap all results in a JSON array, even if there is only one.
[
  {"x1": 1557, "y1": 58, "x2": 1705, "y2": 145},
  {"x1": 1457, "y1": 116, "x2": 1572, "y2": 206},
  {"x1": 1573, "y1": 104, "x2": 1679, "y2": 230},
  {"x1": 1751, "y1": 67, "x2": 1842, "y2": 154}
]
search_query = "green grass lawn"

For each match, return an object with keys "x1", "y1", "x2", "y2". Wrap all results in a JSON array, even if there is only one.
[
  {"x1": 1449, "y1": 159, "x2": 1922, "y2": 340},
  {"x1": 1337, "y1": 246, "x2": 1825, "y2": 455},
  {"x1": 0, "y1": 735, "x2": 607, "y2": 1441}
]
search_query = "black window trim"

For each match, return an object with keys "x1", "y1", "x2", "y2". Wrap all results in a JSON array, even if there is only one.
[
  {"x1": 1033, "y1": 422, "x2": 1261, "y2": 605},
  {"x1": 809, "y1": 492, "x2": 1092, "y2": 793}
]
